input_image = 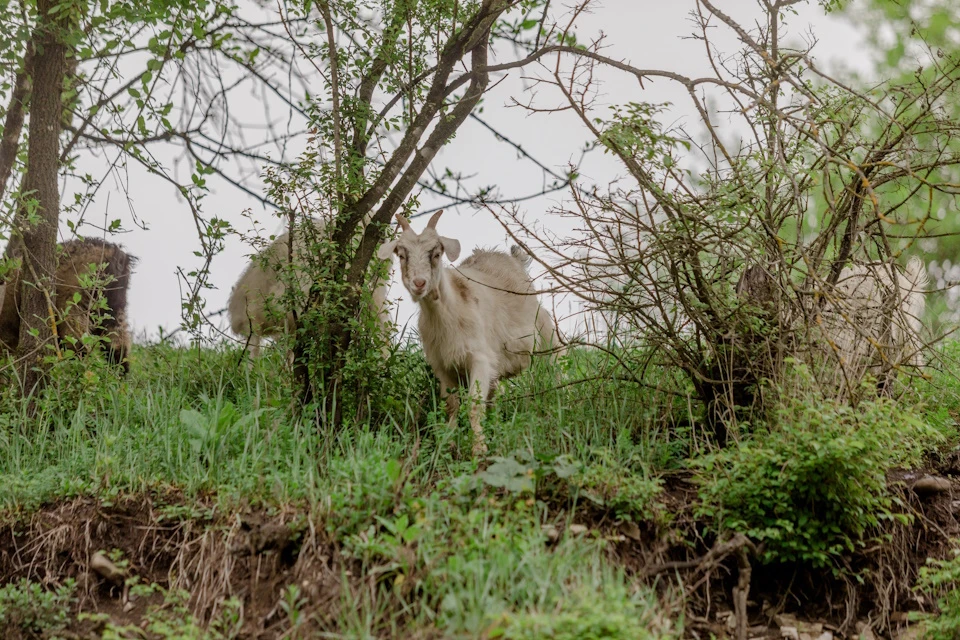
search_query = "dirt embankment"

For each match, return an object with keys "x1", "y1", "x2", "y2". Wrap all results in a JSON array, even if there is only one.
[
  {"x1": 0, "y1": 466, "x2": 956, "y2": 639},
  {"x1": 0, "y1": 495, "x2": 345, "y2": 638}
]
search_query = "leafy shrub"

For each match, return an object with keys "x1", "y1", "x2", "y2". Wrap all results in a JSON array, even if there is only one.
[
  {"x1": 179, "y1": 394, "x2": 273, "y2": 470},
  {"x1": 912, "y1": 544, "x2": 960, "y2": 640},
  {"x1": 696, "y1": 389, "x2": 943, "y2": 568},
  {"x1": 98, "y1": 583, "x2": 241, "y2": 639},
  {"x1": 570, "y1": 449, "x2": 663, "y2": 523},
  {"x1": 0, "y1": 578, "x2": 75, "y2": 636}
]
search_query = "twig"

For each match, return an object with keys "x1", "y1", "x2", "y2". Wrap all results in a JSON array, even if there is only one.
[{"x1": 641, "y1": 533, "x2": 756, "y2": 577}]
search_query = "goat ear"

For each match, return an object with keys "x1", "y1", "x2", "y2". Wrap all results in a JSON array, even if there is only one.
[
  {"x1": 377, "y1": 240, "x2": 398, "y2": 260},
  {"x1": 440, "y1": 237, "x2": 461, "y2": 261}
]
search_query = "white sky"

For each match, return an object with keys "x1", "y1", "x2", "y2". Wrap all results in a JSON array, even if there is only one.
[{"x1": 67, "y1": 0, "x2": 874, "y2": 344}]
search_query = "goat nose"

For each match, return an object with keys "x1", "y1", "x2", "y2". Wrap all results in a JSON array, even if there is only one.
[{"x1": 413, "y1": 278, "x2": 426, "y2": 288}]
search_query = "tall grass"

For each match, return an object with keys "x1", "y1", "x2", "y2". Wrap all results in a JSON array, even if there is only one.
[
  {"x1": 0, "y1": 341, "x2": 688, "y2": 637},
  {"x1": 0, "y1": 337, "x2": 954, "y2": 636}
]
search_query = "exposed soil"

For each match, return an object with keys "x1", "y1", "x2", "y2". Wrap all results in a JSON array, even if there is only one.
[
  {"x1": 0, "y1": 468, "x2": 956, "y2": 639},
  {"x1": 0, "y1": 493, "x2": 346, "y2": 638},
  {"x1": 608, "y1": 467, "x2": 960, "y2": 640}
]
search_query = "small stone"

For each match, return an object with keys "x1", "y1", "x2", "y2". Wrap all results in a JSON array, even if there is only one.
[
  {"x1": 567, "y1": 524, "x2": 587, "y2": 535},
  {"x1": 800, "y1": 622, "x2": 823, "y2": 635},
  {"x1": 725, "y1": 611, "x2": 737, "y2": 630},
  {"x1": 781, "y1": 627, "x2": 800, "y2": 640},
  {"x1": 799, "y1": 633, "x2": 813, "y2": 640},
  {"x1": 775, "y1": 613, "x2": 800, "y2": 629},
  {"x1": 856, "y1": 621, "x2": 878, "y2": 640},
  {"x1": 542, "y1": 525, "x2": 559, "y2": 542},
  {"x1": 618, "y1": 520, "x2": 642, "y2": 541},
  {"x1": 893, "y1": 626, "x2": 922, "y2": 640},
  {"x1": 123, "y1": 601, "x2": 135, "y2": 613},
  {"x1": 912, "y1": 475, "x2": 952, "y2": 496},
  {"x1": 815, "y1": 633, "x2": 834, "y2": 640}
]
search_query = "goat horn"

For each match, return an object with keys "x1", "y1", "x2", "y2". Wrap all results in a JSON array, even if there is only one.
[
  {"x1": 427, "y1": 209, "x2": 444, "y2": 229},
  {"x1": 395, "y1": 214, "x2": 412, "y2": 231}
]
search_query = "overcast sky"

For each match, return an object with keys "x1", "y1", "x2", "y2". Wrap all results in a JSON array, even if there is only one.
[{"x1": 70, "y1": 0, "x2": 874, "y2": 345}]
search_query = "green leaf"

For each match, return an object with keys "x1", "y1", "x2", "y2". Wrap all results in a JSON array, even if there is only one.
[
  {"x1": 385, "y1": 459, "x2": 402, "y2": 483},
  {"x1": 480, "y1": 458, "x2": 535, "y2": 493}
]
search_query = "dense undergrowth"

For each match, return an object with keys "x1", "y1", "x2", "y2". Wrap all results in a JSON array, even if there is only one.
[{"x1": 0, "y1": 339, "x2": 957, "y2": 638}]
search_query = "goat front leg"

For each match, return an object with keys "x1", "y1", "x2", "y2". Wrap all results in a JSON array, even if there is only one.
[
  {"x1": 437, "y1": 373, "x2": 460, "y2": 430},
  {"x1": 467, "y1": 360, "x2": 493, "y2": 456}
]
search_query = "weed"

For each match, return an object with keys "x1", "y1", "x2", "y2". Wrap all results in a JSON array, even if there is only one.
[
  {"x1": 101, "y1": 583, "x2": 239, "y2": 640},
  {"x1": 0, "y1": 578, "x2": 75, "y2": 637},
  {"x1": 696, "y1": 381, "x2": 944, "y2": 568},
  {"x1": 494, "y1": 584, "x2": 677, "y2": 640},
  {"x1": 479, "y1": 449, "x2": 662, "y2": 523},
  {"x1": 279, "y1": 584, "x2": 306, "y2": 629},
  {"x1": 912, "y1": 543, "x2": 960, "y2": 640}
]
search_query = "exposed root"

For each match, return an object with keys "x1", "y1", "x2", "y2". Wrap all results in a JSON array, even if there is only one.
[{"x1": 0, "y1": 495, "x2": 347, "y2": 638}]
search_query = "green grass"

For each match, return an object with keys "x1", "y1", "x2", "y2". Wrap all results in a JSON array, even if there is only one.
[
  {"x1": 0, "y1": 338, "x2": 956, "y2": 636},
  {"x1": 0, "y1": 342, "x2": 684, "y2": 637},
  {"x1": 0, "y1": 343, "x2": 683, "y2": 511}
]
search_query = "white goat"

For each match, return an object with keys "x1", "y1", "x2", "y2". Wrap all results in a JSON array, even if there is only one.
[
  {"x1": 815, "y1": 255, "x2": 928, "y2": 395},
  {"x1": 377, "y1": 210, "x2": 563, "y2": 455},
  {"x1": 229, "y1": 219, "x2": 392, "y2": 359}
]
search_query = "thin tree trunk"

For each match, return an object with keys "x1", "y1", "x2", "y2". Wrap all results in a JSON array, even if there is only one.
[
  {"x1": 298, "y1": 33, "x2": 495, "y2": 412},
  {"x1": 0, "y1": 46, "x2": 33, "y2": 203},
  {"x1": 16, "y1": 0, "x2": 67, "y2": 396}
]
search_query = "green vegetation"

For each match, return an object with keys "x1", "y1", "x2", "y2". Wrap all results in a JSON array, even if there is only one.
[
  {"x1": 0, "y1": 578, "x2": 75, "y2": 637},
  {"x1": 2, "y1": 0, "x2": 960, "y2": 636},
  {"x1": 0, "y1": 338, "x2": 954, "y2": 636},
  {"x1": 696, "y1": 378, "x2": 945, "y2": 568},
  {"x1": 0, "y1": 344, "x2": 684, "y2": 636},
  {"x1": 913, "y1": 544, "x2": 960, "y2": 640}
]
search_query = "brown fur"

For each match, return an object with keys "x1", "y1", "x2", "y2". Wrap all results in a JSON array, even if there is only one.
[
  {"x1": 0, "y1": 237, "x2": 136, "y2": 373},
  {"x1": 451, "y1": 274, "x2": 476, "y2": 304}
]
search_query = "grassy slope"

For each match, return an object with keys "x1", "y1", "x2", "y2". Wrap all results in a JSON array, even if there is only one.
[
  {"x1": 0, "y1": 344, "x2": 685, "y2": 638},
  {"x1": 0, "y1": 340, "x2": 957, "y2": 637}
]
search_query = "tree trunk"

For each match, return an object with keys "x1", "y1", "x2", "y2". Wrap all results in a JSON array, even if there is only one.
[
  {"x1": 16, "y1": 0, "x2": 67, "y2": 396},
  {"x1": 0, "y1": 46, "x2": 33, "y2": 202},
  {"x1": 297, "y1": 30, "x2": 496, "y2": 415}
]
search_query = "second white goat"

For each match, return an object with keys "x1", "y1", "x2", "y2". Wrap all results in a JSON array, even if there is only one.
[
  {"x1": 229, "y1": 218, "x2": 392, "y2": 359},
  {"x1": 816, "y1": 255, "x2": 928, "y2": 396},
  {"x1": 378, "y1": 210, "x2": 562, "y2": 455}
]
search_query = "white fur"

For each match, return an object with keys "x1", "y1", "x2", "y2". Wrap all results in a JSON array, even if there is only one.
[
  {"x1": 816, "y1": 255, "x2": 928, "y2": 394},
  {"x1": 379, "y1": 211, "x2": 563, "y2": 455},
  {"x1": 229, "y1": 218, "x2": 392, "y2": 359}
]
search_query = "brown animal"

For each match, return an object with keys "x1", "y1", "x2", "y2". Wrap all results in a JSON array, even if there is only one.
[{"x1": 0, "y1": 237, "x2": 136, "y2": 373}]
